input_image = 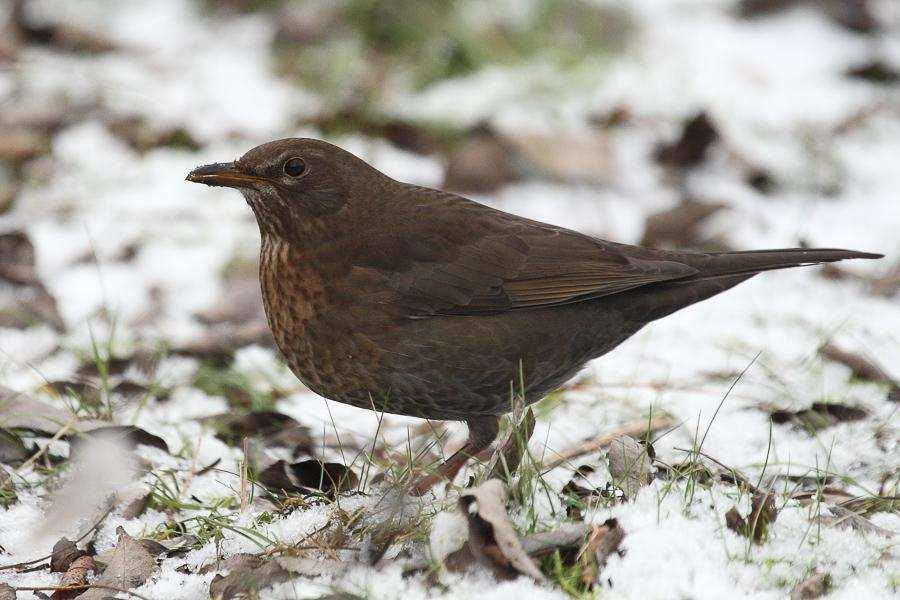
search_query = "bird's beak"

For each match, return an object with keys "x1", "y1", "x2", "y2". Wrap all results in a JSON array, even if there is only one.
[{"x1": 185, "y1": 162, "x2": 261, "y2": 188}]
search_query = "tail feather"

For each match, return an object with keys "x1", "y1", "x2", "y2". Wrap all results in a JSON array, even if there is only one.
[
  {"x1": 678, "y1": 248, "x2": 883, "y2": 279},
  {"x1": 615, "y1": 247, "x2": 883, "y2": 322}
]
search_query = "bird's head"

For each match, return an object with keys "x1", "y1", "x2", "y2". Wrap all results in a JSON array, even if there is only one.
[{"x1": 187, "y1": 138, "x2": 383, "y2": 238}]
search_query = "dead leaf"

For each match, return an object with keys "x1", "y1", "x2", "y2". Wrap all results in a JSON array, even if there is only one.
[
  {"x1": 0, "y1": 583, "x2": 15, "y2": 600},
  {"x1": 52, "y1": 554, "x2": 97, "y2": 600},
  {"x1": 173, "y1": 321, "x2": 275, "y2": 363},
  {"x1": 443, "y1": 126, "x2": 518, "y2": 193},
  {"x1": 0, "y1": 231, "x2": 65, "y2": 331},
  {"x1": 69, "y1": 425, "x2": 170, "y2": 456},
  {"x1": 503, "y1": 131, "x2": 614, "y2": 186},
  {"x1": 846, "y1": 60, "x2": 900, "y2": 85},
  {"x1": 581, "y1": 518, "x2": 625, "y2": 586},
  {"x1": 767, "y1": 401, "x2": 868, "y2": 432},
  {"x1": 820, "y1": 342, "x2": 899, "y2": 399},
  {"x1": 737, "y1": 0, "x2": 878, "y2": 34},
  {"x1": 209, "y1": 553, "x2": 341, "y2": 599},
  {"x1": 0, "y1": 428, "x2": 30, "y2": 463},
  {"x1": 79, "y1": 528, "x2": 157, "y2": 600},
  {"x1": 654, "y1": 111, "x2": 719, "y2": 169},
  {"x1": 0, "y1": 387, "x2": 108, "y2": 436},
  {"x1": 487, "y1": 407, "x2": 536, "y2": 480},
  {"x1": 50, "y1": 538, "x2": 86, "y2": 573},
  {"x1": 258, "y1": 459, "x2": 358, "y2": 497},
  {"x1": 790, "y1": 570, "x2": 831, "y2": 599},
  {"x1": 817, "y1": 505, "x2": 895, "y2": 537},
  {"x1": 202, "y1": 411, "x2": 312, "y2": 453},
  {"x1": 607, "y1": 435, "x2": 654, "y2": 500},
  {"x1": 519, "y1": 522, "x2": 592, "y2": 557},
  {"x1": 458, "y1": 479, "x2": 545, "y2": 582},
  {"x1": 726, "y1": 491, "x2": 778, "y2": 543},
  {"x1": 640, "y1": 198, "x2": 729, "y2": 251}
]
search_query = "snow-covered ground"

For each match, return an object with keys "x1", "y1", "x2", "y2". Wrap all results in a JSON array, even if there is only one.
[{"x1": 0, "y1": 1, "x2": 897, "y2": 599}]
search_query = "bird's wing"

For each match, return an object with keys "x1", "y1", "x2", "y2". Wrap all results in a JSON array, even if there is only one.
[{"x1": 349, "y1": 189, "x2": 698, "y2": 317}]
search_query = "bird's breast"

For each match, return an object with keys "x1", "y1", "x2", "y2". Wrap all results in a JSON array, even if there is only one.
[{"x1": 258, "y1": 238, "x2": 381, "y2": 402}]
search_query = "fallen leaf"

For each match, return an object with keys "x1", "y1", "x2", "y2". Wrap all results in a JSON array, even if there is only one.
[
  {"x1": 486, "y1": 407, "x2": 536, "y2": 480},
  {"x1": 820, "y1": 342, "x2": 899, "y2": 399},
  {"x1": 0, "y1": 231, "x2": 65, "y2": 331},
  {"x1": 52, "y1": 554, "x2": 97, "y2": 600},
  {"x1": 503, "y1": 131, "x2": 614, "y2": 186},
  {"x1": 0, "y1": 427, "x2": 30, "y2": 463},
  {"x1": 458, "y1": 479, "x2": 545, "y2": 582},
  {"x1": 209, "y1": 553, "x2": 341, "y2": 599},
  {"x1": 79, "y1": 528, "x2": 157, "y2": 600},
  {"x1": 0, "y1": 387, "x2": 108, "y2": 436},
  {"x1": 443, "y1": 126, "x2": 518, "y2": 193},
  {"x1": 581, "y1": 518, "x2": 625, "y2": 586},
  {"x1": 606, "y1": 435, "x2": 654, "y2": 500},
  {"x1": 726, "y1": 491, "x2": 778, "y2": 543},
  {"x1": 640, "y1": 198, "x2": 728, "y2": 251},
  {"x1": 790, "y1": 570, "x2": 831, "y2": 599},
  {"x1": 69, "y1": 425, "x2": 170, "y2": 455},
  {"x1": 737, "y1": 0, "x2": 879, "y2": 34},
  {"x1": 50, "y1": 538, "x2": 85, "y2": 573},
  {"x1": 519, "y1": 522, "x2": 592, "y2": 557},
  {"x1": 202, "y1": 411, "x2": 312, "y2": 453},
  {"x1": 0, "y1": 583, "x2": 15, "y2": 600},
  {"x1": 258, "y1": 459, "x2": 358, "y2": 497},
  {"x1": 846, "y1": 60, "x2": 900, "y2": 85},
  {"x1": 654, "y1": 111, "x2": 719, "y2": 169},
  {"x1": 817, "y1": 505, "x2": 895, "y2": 537},
  {"x1": 767, "y1": 401, "x2": 868, "y2": 432}
]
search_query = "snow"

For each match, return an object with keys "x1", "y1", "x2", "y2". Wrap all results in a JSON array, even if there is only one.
[{"x1": 1, "y1": 0, "x2": 898, "y2": 599}]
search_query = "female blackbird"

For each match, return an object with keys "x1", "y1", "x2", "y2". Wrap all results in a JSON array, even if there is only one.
[{"x1": 187, "y1": 138, "x2": 882, "y2": 492}]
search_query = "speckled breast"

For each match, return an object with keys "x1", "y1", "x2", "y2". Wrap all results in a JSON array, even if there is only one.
[{"x1": 258, "y1": 237, "x2": 383, "y2": 408}]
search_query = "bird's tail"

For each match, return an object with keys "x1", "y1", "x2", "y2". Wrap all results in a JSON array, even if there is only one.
[{"x1": 617, "y1": 247, "x2": 883, "y2": 322}]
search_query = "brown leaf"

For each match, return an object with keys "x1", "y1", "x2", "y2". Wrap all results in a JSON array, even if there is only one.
[
  {"x1": 202, "y1": 411, "x2": 312, "y2": 453},
  {"x1": 0, "y1": 582, "x2": 14, "y2": 600},
  {"x1": 790, "y1": 570, "x2": 831, "y2": 600},
  {"x1": 50, "y1": 538, "x2": 86, "y2": 573},
  {"x1": 640, "y1": 198, "x2": 729, "y2": 251},
  {"x1": 209, "y1": 554, "x2": 341, "y2": 599},
  {"x1": 503, "y1": 131, "x2": 614, "y2": 186},
  {"x1": 0, "y1": 231, "x2": 65, "y2": 331},
  {"x1": 654, "y1": 111, "x2": 719, "y2": 169},
  {"x1": 846, "y1": 61, "x2": 900, "y2": 85},
  {"x1": 487, "y1": 407, "x2": 536, "y2": 480},
  {"x1": 443, "y1": 126, "x2": 518, "y2": 193},
  {"x1": 607, "y1": 435, "x2": 653, "y2": 500},
  {"x1": 820, "y1": 342, "x2": 899, "y2": 399},
  {"x1": 767, "y1": 401, "x2": 868, "y2": 432},
  {"x1": 726, "y1": 491, "x2": 778, "y2": 543},
  {"x1": 817, "y1": 505, "x2": 895, "y2": 538},
  {"x1": 52, "y1": 554, "x2": 97, "y2": 600},
  {"x1": 258, "y1": 459, "x2": 358, "y2": 497},
  {"x1": 738, "y1": 1, "x2": 878, "y2": 34},
  {"x1": 581, "y1": 518, "x2": 625, "y2": 586},
  {"x1": 519, "y1": 522, "x2": 592, "y2": 557},
  {"x1": 69, "y1": 425, "x2": 170, "y2": 455},
  {"x1": 79, "y1": 528, "x2": 157, "y2": 600},
  {"x1": 458, "y1": 479, "x2": 545, "y2": 582},
  {"x1": 0, "y1": 387, "x2": 108, "y2": 436},
  {"x1": 0, "y1": 428, "x2": 30, "y2": 463}
]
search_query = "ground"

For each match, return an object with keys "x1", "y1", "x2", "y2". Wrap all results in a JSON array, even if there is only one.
[{"x1": 0, "y1": 1, "x2": 897, "y2": 599}]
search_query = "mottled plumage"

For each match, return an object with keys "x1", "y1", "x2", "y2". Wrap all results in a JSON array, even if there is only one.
[{"x1": 187, "y1": 138, "x2": 882, "y2": 491}]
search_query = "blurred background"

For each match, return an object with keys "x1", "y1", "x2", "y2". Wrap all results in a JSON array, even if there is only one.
[{"x1": 0, "y1": 1, "x2": 898, "y2": 597}]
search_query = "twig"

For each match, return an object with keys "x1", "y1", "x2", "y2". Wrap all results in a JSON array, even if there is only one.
[
  {"x1": 15, "y1": 584, "x2": 153, "y2": 600},
  {"x1": 16, "y1": 416, "x2": 77, "y2": 473},
  {"x1": 240, "y1": 437, "x2": 250, "y2": 513},
  {"x1": 541, "y1": 415, "x2": 676, "y2": 472},
  {"x1": 0, "y1": 504, "x2": 114, "y2": 571}
]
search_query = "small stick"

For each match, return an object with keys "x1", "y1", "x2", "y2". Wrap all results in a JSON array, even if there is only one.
[
  {"x1": 15, "y1": 584, "x2": 153, "y2": 600},
  {"x1": 541, "y1": 415, "x2": 676, "y2": 472},
  {"x1": 240, "y1": 437, "x2": 250, "y2": 513},
  {"x1": 16, "y1": 416, "x2": 77, "y2": 473}
]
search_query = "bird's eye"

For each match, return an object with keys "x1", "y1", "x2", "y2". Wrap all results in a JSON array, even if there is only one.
[{"x1": 283, "y1": 157, "x2": 306, "y2": 177}]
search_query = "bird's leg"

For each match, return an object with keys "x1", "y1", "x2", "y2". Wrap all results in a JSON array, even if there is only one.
[{"x1": 410, "y1": 416, "x2": 500, "y2": 496}]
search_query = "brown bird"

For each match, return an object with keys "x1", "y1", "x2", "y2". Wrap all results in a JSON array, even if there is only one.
[{"x1": 187, "y1": 138, "x2": 882, "y2": 492}]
